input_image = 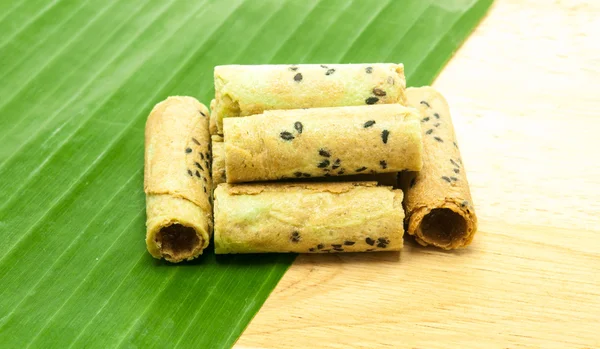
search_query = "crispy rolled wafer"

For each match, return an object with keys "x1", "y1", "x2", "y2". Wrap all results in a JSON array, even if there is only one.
[
  {"x1": 211, "y1": 130, "x2": 398, "y2": 187},
  {"x1": 213, "y1": 63, "x2": 407, "y2": 134},
  {"x1": 224, "y1": 104, "x2": 422, "y2": 183},
  {"x1": 144, "y1": 96, "x2": 212, "y2": 262},
  {"x1": 399, "y1": 87, "x2": 477, "y2": 249},
  {"x1": 214, "y1": 182, "x2": 404, "y2": 254},
  {"x1": 211, "y1": 134, "x2": 226, "y2": 186}
]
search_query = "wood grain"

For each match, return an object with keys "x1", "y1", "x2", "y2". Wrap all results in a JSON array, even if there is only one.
[{"x1": 236, "y1": 0, "x2": 600, "y2": 347}]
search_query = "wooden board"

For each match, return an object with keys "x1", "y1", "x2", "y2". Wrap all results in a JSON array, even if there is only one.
[{"x1": 236, "y1": 0, "x2": 600, "y2": 347}]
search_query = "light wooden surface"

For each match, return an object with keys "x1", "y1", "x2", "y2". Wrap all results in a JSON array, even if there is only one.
[{"x1": 236, "y1": 0, "x2": 600, "y2": 347}]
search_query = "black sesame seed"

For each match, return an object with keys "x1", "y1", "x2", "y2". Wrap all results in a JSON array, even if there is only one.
[
  {"x1": 199, "y1": 111, "x2": 206, "y2": 117},
  {"x1": 442, "y1": 176, "x2": 451, "y2": 183},
  {"x1": 318, "y1": 160, "x2": 330, "y2": 168},
  {"x1": 195, "y1": 170, "x2": 201, "y2": 178},
  {"x1": 434, "y1": 113, "x2": 440, "y2": 119},
  {"x1": 200, "y1": 153, "x2": 204, "y2": 160},
  {"x1": 334, "y1": 158, "x2": 340, "y2": 164},
  {"x1": 294, "y1": 73, "x2": 302, "y2": 82},
  {"x1": 372, "y1": 88, "x2": 386, "y2": 96},
  {"x1": 421, "y1": 117, "x2": 430, "y2": 122},
  {"x1": 377, "y1": 242, "x2": 387, "y2": 248},
  {"x1": 294, "y1": 121, "x2": 303, "y2": 134},
  {"x1": 302, "y1": 173, "x2": 311, "y2": 178},
  {"x1": 356, "y1": 167, "x2": 367, "y2": 172},
  {"x1": 434, "y1": 137, "x2": 443, "y2": 142},
  {"x1": 365, "y1": 237, "x2": 375, "y2": 246},
  {"x1": 364, "y1": 120, "x2": 376, "y2": 128},
  {"x1": 203, "y1": 187, "x2": 207, "y2": 193},
  {"x1": 333, "y1": 247, "x2": 344, "y2": 252},
  {"x1": 332, "y1": 164, "x2": 340, "y2": 170},
  {"x1": 320, "y1": 64, "x2": 328, "y2": 68},
  {"x1": 453, "y1": 141, "x2": 459, "y2": 148},
  {"x1": 381, "y1": 130, "x2": 390, "y2": 144},
  {"x1": 309, "y1": 248, "x2": 315, "y2": 252},
  {"x1": 290, "y1": 231, "x2": 301, "y2": 243},
  {"x1": 344, "y1": 241, "x2": 355, "y2": 246},
  {"x1": 325, "y1": 68, "x2": 335, "y2": 76},
  {"x1": 331, "y1": 244, "x2": 342, "y2": 248},
  {"x1": 450, "y1": 159, "x2": 460, "y2": 167},
  {"x1": 317, "y1": 244, "x2": 324, "y2": 250},
  {"x1": 337, "y1": 170, "x2": 345, "y2": 175},
  {"x1": 365, "y1": 97, "x2": 379, "y2": 105},
  {"x1": 410, "y1": 177, "x2": 416, "y2": 188},
  {"x1": 319, "y1": 148, "x2": 331, "y2": 157},
  {"x1": 365, "y1": 66, "x2": 373, "y2": 74},
  {"x1": 324, "y1": 173, "x2": 331, "y2": 177},
  {"x1": 450, "y1": 177, "x2": 458, "y2": 181},
  {"x1": 185, "y1": 148, "x2": 192, "y2": 154},
  {"x1": 461, "y1": 201, "x2": 469, "y2": 207},
  {"x1": 420, "y1": 101, "x2": 431, "y2": 108},
  {"x1": 205, "y1": 160, "x2": 210, "y2": 169},
  {"x1": 294, "y1": 171, "x2": 303, "y2": 178},
  {"x1": 195, "y1": 162, "x2": 203, "y2": 171},
  {"x1": 426, "y1": 129, "x2": 433, "y2": 135},
  {"x1": 453, "y1": 168, "x2": 460, "y2": 174},
  {"x1": 434, "y1": 123, "x2": 440, "y2": 127},
  {"x1": 380, "y1": 160, "x2": 387, "y2": 169},
  {"x1": 187, "y1": 169, "x2": 193, "y2": 176},
  {"x1": 378, "y1": 237, "x2": 389, "y2": 243},
  {"x1": 203, "y1": 177, "x2": 207, "y2": 182},
  {"x1": 289, "y1": 66, "x2": 298, "y2": 71},
  {"x1": 280, "y1": 131, "x2": 295, "y2": 141},
  {"x1": 192, "y1": 138, "x2": 200, "y2": 145},
  {"x1": 370, "y1": 170, "x2": 376, "y2": 174}
]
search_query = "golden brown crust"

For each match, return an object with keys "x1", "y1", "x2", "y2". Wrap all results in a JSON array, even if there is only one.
[
  {"x1": 144, "y1": 96, "x2": 212, "y2": 262},
  {"x1": 399, "y1": 87, "x2": 477, "y2": 249}
]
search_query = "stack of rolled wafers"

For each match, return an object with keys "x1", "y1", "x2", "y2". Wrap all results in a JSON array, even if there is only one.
[{"x1": 143, "y1": 64, "x2": 477, "y2": 262}]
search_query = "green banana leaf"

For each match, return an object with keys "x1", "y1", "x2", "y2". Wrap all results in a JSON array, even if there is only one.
[{"x1": 0, "y1": 0, "x2": 492, "y2": 347}]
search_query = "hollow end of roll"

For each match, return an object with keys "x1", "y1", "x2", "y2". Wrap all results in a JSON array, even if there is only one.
[
  {"x1": 418, "y1": 208, "x2": 467, "y2": 247},
  {"x1": 154, "y1": 223, "x2": 202, "y2": 262}
]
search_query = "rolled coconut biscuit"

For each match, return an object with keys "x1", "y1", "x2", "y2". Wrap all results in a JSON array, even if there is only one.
[
  {"x1": 224, "y1": 104, "x2": 422, "y2": 183},
  {"x1": 213, "y1": 63, "x2": 407, "y2": 134},
  {"x1": 214, "y1": 182, "x2": 404, "y2": 254},
  {"x1": 399, "y1": 87, "x2": 477, "y2": 249},
  {"x1": 212, "y1": 135, "x2": 396, "y2": 187},
  {"x1": 144, "y1": 96, "x2": 212, "y2": 262}
]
